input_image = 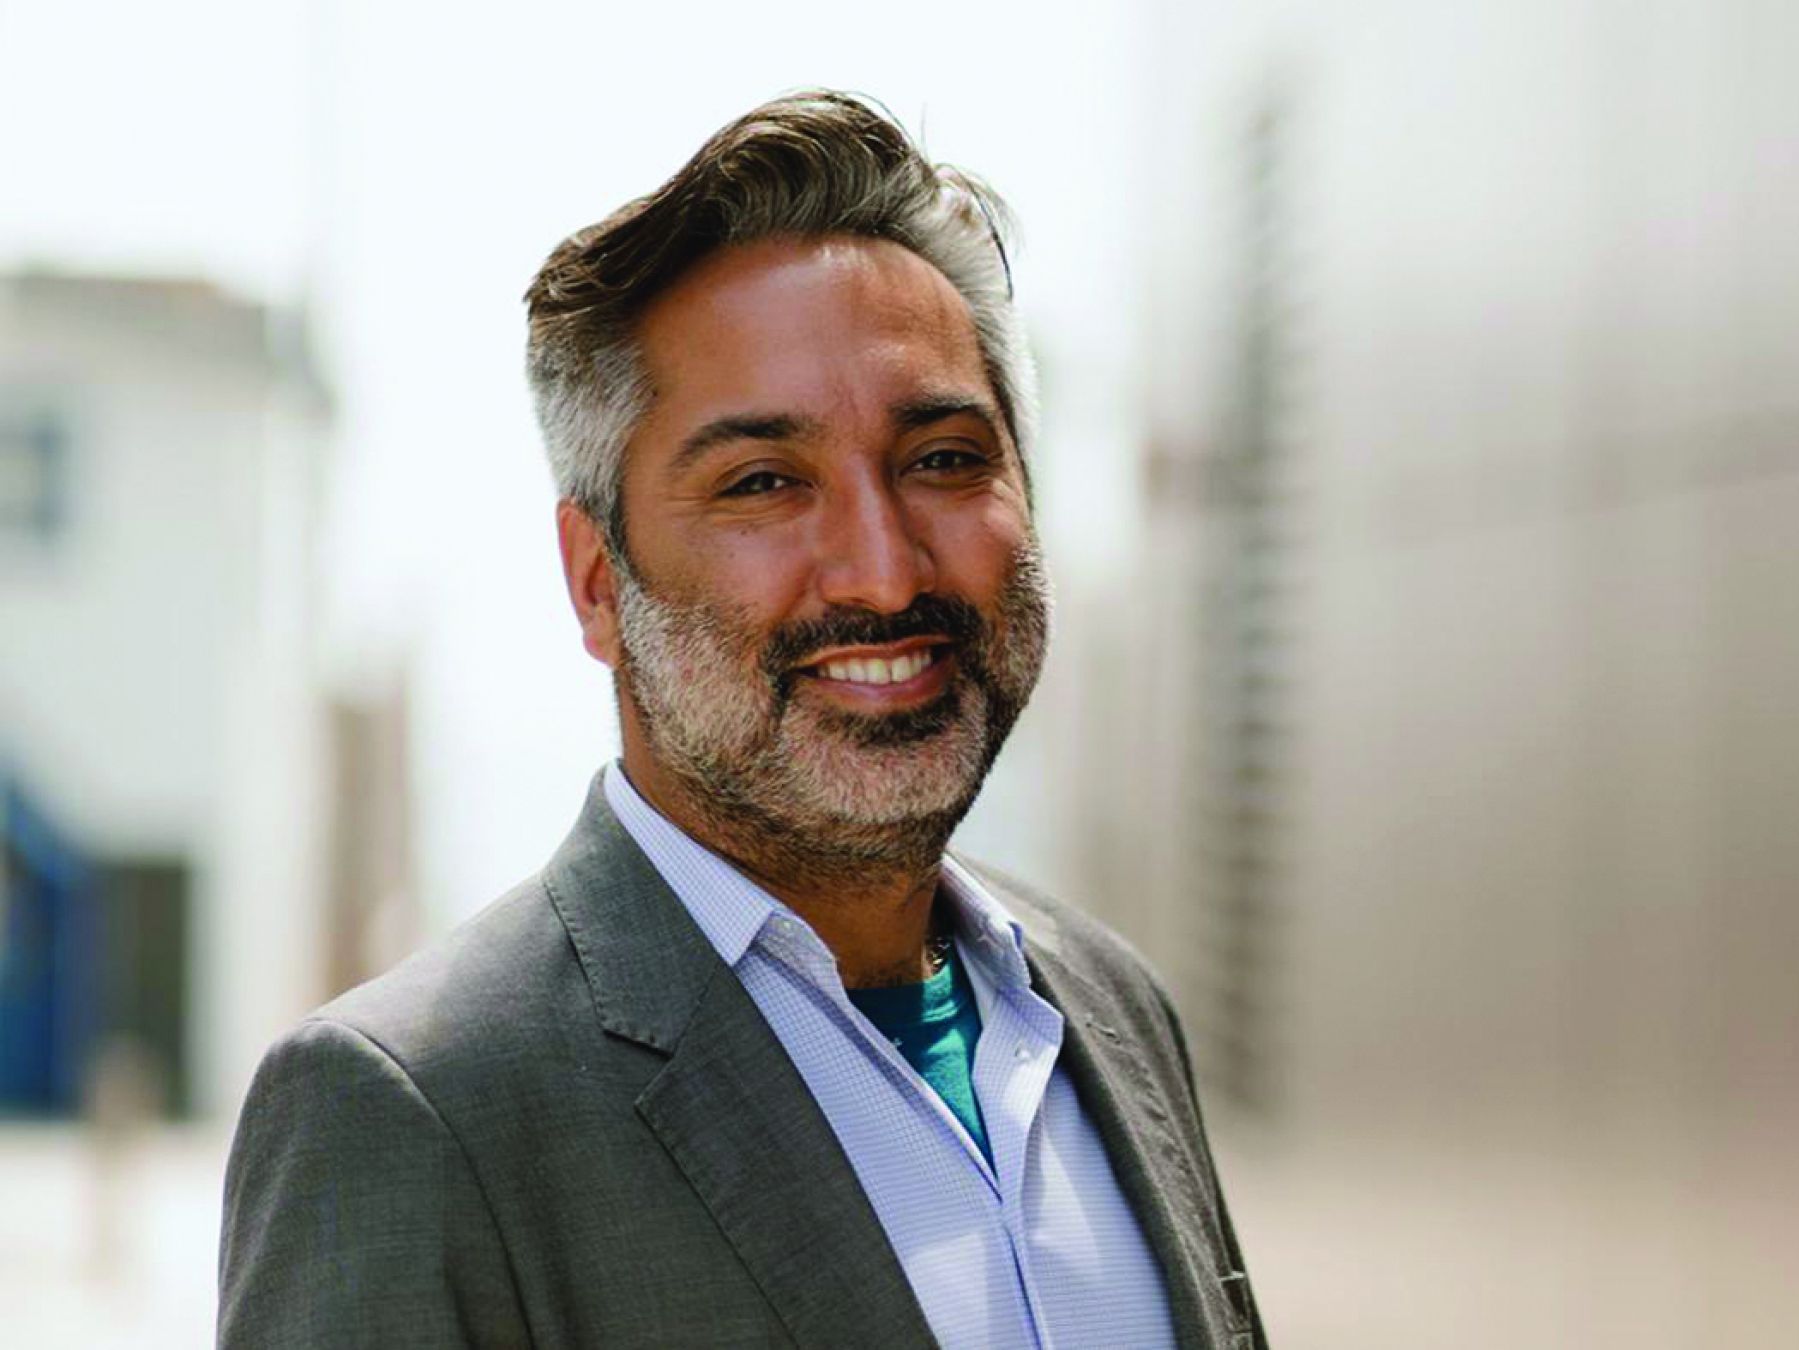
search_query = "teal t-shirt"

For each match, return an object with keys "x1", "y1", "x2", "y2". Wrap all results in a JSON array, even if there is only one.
[{"x1": 846, "y1": 947, "x2": 992, "y2": 1167}]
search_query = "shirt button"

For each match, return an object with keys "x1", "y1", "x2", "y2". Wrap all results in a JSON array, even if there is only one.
[{"x1": 1014, "y1": 1044, "x2": 1032, "y2": 1061}]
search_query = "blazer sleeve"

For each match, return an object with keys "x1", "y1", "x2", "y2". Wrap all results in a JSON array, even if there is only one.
[{"x1": 218, "y1": 1017, "x2": 528, "y2": 1349}]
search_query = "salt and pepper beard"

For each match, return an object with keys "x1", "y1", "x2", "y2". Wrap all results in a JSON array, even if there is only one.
[{"x1": 611, "y1": 539, "x2": 1052, "y2": 880}]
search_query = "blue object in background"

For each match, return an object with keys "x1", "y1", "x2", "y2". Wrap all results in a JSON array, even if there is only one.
[{"x1": 0, "y1": 776, "x2": 100, "y2": 1115}]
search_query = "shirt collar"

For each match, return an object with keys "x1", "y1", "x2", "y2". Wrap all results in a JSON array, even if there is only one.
[
  {"x1": 602, "y1": 759, "x2": 1036, "y2": 991},
  {"x1": 938, "y1": 855, "x2": 1034, "y2": 990}
]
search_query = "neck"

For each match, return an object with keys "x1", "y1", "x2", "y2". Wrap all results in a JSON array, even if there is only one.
[{"x1": 619, "y1": 742, "x2": 952, "y2": 988}]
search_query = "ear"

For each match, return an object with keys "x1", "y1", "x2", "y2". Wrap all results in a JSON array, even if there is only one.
[{"x1": 556, "y1": 499, "x2": 622, "y2": 667}]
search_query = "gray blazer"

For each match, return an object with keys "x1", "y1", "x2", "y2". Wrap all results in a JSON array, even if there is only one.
[{"x1": 219, "y1": 777, "x2": 1265, "y2": 1348}]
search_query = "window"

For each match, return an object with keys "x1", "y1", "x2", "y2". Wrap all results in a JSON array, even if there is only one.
[{"x1": 0, "y1": 391, "x2": 71, "y2": 546}]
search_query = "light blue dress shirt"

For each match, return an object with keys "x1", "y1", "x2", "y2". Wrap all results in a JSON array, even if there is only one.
[{"x1": 604, "y1": 763, "x2": 1175, "y2": 1350}]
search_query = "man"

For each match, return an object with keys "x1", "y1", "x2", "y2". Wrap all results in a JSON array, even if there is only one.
[{"x1": 219, "y1": 91, "x2": 1264, "y2": 1348}]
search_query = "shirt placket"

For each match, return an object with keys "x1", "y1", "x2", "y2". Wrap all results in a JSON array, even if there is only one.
[{"x1": 971, "y1": 974, "x2": 1064, "y2": 1349}]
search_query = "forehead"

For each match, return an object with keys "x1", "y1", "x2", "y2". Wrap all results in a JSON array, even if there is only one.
[{"x1": 632, "y1": 235, "x2": 992, "y2": 439}]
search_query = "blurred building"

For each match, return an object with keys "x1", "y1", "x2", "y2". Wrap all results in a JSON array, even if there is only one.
[
  {"x1": 0, "y1": 270, "x2": 351, "y2": 1120},
  {"x1": 1035, "y1": 3, "x2": 1799, "y2": 1345}
]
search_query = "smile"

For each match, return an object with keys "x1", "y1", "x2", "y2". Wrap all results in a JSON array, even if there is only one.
[
  {"x1": 814, "y1": 648, "x2": 935, "y2": 686},
  {"x1": 795, "y1": 638, "x2": 955, "y2": 707}
]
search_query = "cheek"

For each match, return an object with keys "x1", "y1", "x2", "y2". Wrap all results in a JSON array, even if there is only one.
[
  {"x1": 927, "y1": 497, "x2": 1034, "y2": 592},
  {"x1": 675, "y1": 527, "x2": 813, "y2": 628}
]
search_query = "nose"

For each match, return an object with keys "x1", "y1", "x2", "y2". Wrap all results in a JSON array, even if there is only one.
[{"x1": 815, "y1": 475, "x2": 936, "y2": 613}]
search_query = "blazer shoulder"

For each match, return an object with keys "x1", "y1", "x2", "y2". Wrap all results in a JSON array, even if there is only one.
[{"x1": 307, "y1": 872, "x2": 583, "y2": 1082}]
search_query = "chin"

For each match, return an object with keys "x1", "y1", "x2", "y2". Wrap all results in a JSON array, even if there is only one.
[{"x1": 768, "y1": 693, "x2": 996, "y2": 826}]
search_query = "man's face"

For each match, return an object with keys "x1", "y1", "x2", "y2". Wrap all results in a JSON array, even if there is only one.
[{"x1": 593, "y1": 235, "x2": 1049, "y2": 851}]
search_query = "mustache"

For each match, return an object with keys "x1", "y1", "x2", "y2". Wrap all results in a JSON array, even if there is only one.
[{"x1": 762, "y1": 593, "x2": 987, "y2": 682}]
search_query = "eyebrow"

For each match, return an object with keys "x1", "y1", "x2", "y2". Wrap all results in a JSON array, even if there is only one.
[
  {"x1": 672, "y1": 413, "x2": 819, "y2": 475},
  {"x1": 891, "y1": 393, "x2": 1003, "y2": 437},
  {"x1": 669, "y1": 392, "x2": 1004, "y2": 476}
]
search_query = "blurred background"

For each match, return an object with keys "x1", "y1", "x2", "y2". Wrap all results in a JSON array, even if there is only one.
[{"x1": 3, "y1": 1, "x2": 1795, "y2": 1344}]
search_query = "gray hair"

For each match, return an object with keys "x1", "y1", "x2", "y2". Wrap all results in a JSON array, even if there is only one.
[{"x1": 522, "y1": 90, "x2": 1038, "y2": 567}]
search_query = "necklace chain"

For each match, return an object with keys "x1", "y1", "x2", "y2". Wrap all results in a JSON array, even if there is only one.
[{"x1": 925, "y1": 929, "x2": 954, "y2": 975}]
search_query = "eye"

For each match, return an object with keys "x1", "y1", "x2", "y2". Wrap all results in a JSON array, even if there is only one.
[
  {"x1": 720, "y1": 470, "x2": 800, "y2": 498},
  {"x1": 910, "y1": 446, "x2": 990, "y2": 475}
]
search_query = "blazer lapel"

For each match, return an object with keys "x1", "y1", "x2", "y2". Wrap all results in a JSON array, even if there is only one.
[
  {"x1": 544, "y1": 778, "x2": 936, "y2": 1350},
  {"x1": 635, "y1": 967, "x2": 937, "y2": 1349}
]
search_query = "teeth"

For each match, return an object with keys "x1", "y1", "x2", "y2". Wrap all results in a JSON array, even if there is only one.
[{"x1": 815, "y1": 648, "x2": 937, "y2": 685}]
